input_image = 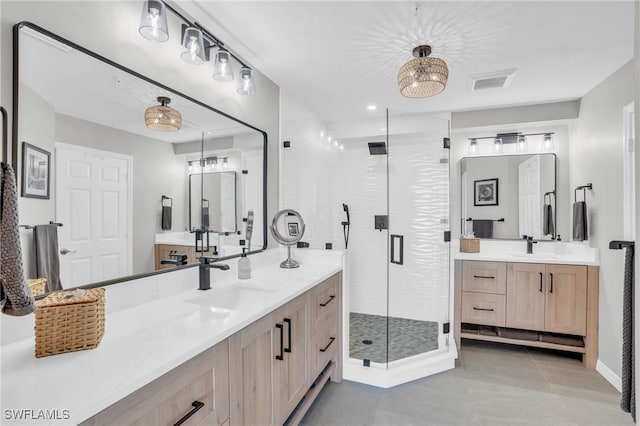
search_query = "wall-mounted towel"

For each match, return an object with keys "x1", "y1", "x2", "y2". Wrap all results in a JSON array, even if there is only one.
[
  {"x1": 34, "y1": 224, "x2": 63, "y2": 293},
  {"x1": 621, "y1": 245, "x2": 635, "y2": 420},
  {"x1": 543, "y1": 204, "x2": 555, "y2": 237},
  {"x1": 0, "y1": 163, "x2": 36, "y2": 316},
  {"x1": 572, "y1": 201, "x2": 588, "y2": 241},
  {"x1": 472, "y1": 220, "x2": 493, "y2": 238},
  {"x1": 161, "y1": 205, "x2": 172, "y2": 230}
]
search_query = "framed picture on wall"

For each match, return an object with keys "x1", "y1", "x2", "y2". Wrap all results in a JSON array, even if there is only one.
[
  {"x1": 21, "y1": 141, "x2": 50, "y2": 199},
  {"x1": 474, "y1": 178, "x2": 498, "y2": 206}
]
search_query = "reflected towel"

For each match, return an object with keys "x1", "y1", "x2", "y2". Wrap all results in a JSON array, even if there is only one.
[
  {"x1": 543, "y1": 204, "x2": 555, "y2": 236},
  {"x1": 161, "y1": 205, "x2": 172, "y2": 231},
  {"x1": 572, "y1": 201, "x2": 588, "y2": 241},
  {"x1": 472, "y1": 220, "x2": 493, "y2": 238},
  {"x1": 202, "y1": 207, "x2": 210, "y2": 229},
  {"x1": 34, "y1": 224, "x2": 63, "y2": 293},
  {"x1": 621, "y1": 245, "x2": 635, "y2": 420},
  {"x1": 0, "y1": 163, "x2": 36, "y2": 316}
]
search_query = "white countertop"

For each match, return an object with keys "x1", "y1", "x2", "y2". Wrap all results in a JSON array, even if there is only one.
[
  {"x1": 0, "y1": 249, "x2": 343, "y2": 425},
  {"x1": 452, "y1": 239, "x2": 599, "y2": 266}
]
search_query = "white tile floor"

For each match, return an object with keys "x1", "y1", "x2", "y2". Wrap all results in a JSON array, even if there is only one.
[{"x1": 301, "y1": 340, "x2": 632, "y2": 426}]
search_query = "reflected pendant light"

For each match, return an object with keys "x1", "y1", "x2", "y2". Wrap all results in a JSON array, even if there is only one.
[
  {"x1": 139, "y1": 0, "x2": 169, "y2": 42},
  {"x1": 516, "y1": 135, "x2": 528, "y2": 152},
  {"x1": 398, "y1": 45, "x2": 448, "y2": 98},
  {"x1": 145, "y1": 96, "x2": 182, "y2": 132},
  {"x1": 180, "y1": 27, "x2": 206, "y2": 65},
  {"x1": 543, "y1": 133, "x2": 555, "y2": 150},
  {"x1": 468, "y1": 138, "x2": 479, "y2": 155},
  {"x1": 213, "y1": 48, "x2": 234, "y2": 82},
  {"x1": 237, "y1": 66, "x2": 256, "y2": 95}
]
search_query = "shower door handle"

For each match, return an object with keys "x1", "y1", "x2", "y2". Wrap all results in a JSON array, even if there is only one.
[{"x1": 390, "y1": 234, "x2": 404, "y2": 265}]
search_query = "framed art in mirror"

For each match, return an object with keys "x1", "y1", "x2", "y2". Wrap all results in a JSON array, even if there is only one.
[{"x1": 21, "y1": 141, "x2": 50, "y2": 199}]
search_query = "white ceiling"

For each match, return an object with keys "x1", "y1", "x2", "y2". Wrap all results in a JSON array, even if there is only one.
[{"x1": 180, "y1": 1, "x2": 635, "y2": 124}]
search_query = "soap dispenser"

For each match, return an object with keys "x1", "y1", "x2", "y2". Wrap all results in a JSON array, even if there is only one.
[{"x1": 238, "y1": 248, "x2": 251, "y2": 279}]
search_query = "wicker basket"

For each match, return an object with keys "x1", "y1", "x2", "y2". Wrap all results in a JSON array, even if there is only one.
[
  {"x1": 34, "y1": 288, "x2": 106, "y2": 358},
  {"x1": 27, "y1": 278, "x2": 47, "y2": 297}
]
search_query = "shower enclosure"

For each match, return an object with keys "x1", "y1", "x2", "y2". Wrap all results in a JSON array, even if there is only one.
[{"x1": 281, "y1": 108, "x2": 455, "y2": 387}]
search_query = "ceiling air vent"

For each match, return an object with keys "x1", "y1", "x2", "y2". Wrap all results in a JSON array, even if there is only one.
[{"x1": 468, "y1": 69, "x2": 517, "y2": 91}]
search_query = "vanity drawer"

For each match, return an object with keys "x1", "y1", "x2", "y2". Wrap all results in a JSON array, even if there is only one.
[
  {"x1": 462, "y1": 292, "x2": 506, "y2": 327},
  {"x1": 90, "y1": 342, "x2": 229, "y2": 426},
  {"x1": 311, "y1": 273, "x2": 340, "y2": 323},
  {"x1": 309, "y1": 316, "x2": 339, "y2": 378},
  {"x1": 462, "y1": 261, "x2": 507, "y2": 294}
]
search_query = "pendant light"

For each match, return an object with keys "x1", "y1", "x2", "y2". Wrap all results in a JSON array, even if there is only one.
[
  {"x1": 213, "y1": 48, "x2": 234, "y2": 82},
  {"x1": 397, "y1": 45, "x2": 448, "y2": 98},
  {"x1": 492, "y1": 137, "x2": 504, "y2": 153},
  {"x1": 468, "y1": 138, "x2": 479, "y2": 155},
  {"x1": 516, "y1": 135, "x2": 528, "y2": 152},
  {"x1": 543, "y1": 133, "x2": 555, "y2": 150},
  {"x1": 237, "y1": 67, "x2": 256, "y2": 95},
  {"x1": 145, "y1": 97, "x2": 182, "y2": 132},
  {"x1": 139, "y1": 0, "x2": 169, "y2": 42},
  {"x1": 180, "y1": 27, "x2": 206, "y2": 65}
]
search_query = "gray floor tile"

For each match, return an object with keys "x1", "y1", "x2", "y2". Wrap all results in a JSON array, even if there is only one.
[{"x1": 302, "y1": 340, "x2": 634, "y2": 426}]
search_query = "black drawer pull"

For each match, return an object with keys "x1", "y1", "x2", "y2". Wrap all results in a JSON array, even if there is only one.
[
  {"x1": 320, "y1": 295, "x2": 336, "y2": 307},
  {"x1": 284, "y1": 318, "x2": 292, "y2": 353},
  {"x1": 473, "y1": 307, "x2": 495, "y2": 312},
  {"x1": 275, "y1": 323, "x2": 284, "y2": 360},
  {"x1": 539, "y1": 272, "x2": 543, "y2": 292},
  {"x1": 173, "y1": 401, "x2": 205, "y2": 426},
  {"x1": 319, "y1": 337, "x2": 336, "y2": 353},
  {"x1": 549, "y1": 273, "x2": 554, "y2": 294},
  {"x1": 473, "y1": 275, "x2": 495, "y2": 279}
]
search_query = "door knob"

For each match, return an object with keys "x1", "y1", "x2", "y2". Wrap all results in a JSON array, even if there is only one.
[{"x1": 59, "y1": 248, "x2": 77, "y2": 255}]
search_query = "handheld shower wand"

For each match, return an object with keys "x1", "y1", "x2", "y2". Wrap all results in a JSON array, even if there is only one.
[
  {"x1": 246, "y1": 210, "x2": 254, "y2": 252},
  {"x1": 342, "y1": 203, "x2": 350, "y2": 249}
]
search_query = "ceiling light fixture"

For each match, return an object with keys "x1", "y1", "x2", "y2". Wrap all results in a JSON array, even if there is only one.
[
  {"x1": 139, "y1": 0, "x2": 169, "y2": 42},
  {"x1": 367, "y1": 105, "x2": 377, "y2": 111},
  {"x1": 145, "y1": 96, "x2": 182, "y2": 132},
  {"x1": 213, "y1": 48, "x2": 234, "y2": 82},
  {"x1": 398, "y1": 44, "x2": 449, "y2": 98},
  {"x1": 137, "y1": 0, "x2": 256, "y2": 95},
  {"x1": 237, "y1": 66, "x2": 256, "y2": 95}
]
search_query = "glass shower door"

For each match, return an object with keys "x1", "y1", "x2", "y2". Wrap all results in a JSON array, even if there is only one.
[{"x1": 386, "y1": 112, "x2": 451, "y2": 362}]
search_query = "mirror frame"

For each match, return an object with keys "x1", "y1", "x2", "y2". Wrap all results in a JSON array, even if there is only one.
[
  {"x1": 459, "y1": 153, "x2": 557, "y2": 240},
  {"x1": 12, "y1": 21, "x2": 268, "y2": 291}
]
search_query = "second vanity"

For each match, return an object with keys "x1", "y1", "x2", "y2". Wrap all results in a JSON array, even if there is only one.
[
  {"x1": 1, "y1": 249, "x2": 344, "y2": 425},
  {"x1": 453, "y1": 239, "x2": 599, "y2": 367}
]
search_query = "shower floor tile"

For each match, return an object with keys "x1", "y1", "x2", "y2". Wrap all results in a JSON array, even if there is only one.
[{"x1": 349, "y1": 312, "x2": 439, "y2": 363}]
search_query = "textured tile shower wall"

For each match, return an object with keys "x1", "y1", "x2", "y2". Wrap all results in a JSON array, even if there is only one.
[{"x1": 282, "y1": 115, "x2": 450, "y2": 323}]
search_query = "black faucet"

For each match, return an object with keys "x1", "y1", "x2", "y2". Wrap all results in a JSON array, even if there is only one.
[
  {"x1": 199, "y1": 257, "x2": 230, "y2": 291},
  {"x1": 160, "y1": 251, "x2": 188, "y2": 266},
  {"x1": 522, "y1": 235, "x2": 537, "y2": 254}
]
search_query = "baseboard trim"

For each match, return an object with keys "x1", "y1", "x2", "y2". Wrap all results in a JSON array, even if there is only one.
[{"x1": 596, "y1": 359, "x2": 622, "y2": 392}]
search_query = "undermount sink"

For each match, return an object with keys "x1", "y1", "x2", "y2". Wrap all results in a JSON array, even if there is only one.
[
  {"x1": 509, "y1": 252, "x2": 559, "y2": 259},
  {"x1": 185, "y1": 285, "x2": 279, "y2": 310}
]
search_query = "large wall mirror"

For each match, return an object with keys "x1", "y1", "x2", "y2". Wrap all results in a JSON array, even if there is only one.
[
  {"x1": 14, "y1": 22, "x2": 267, "y2": 294},
  {"x1": 460, "y1": 154, "x2": 557, "y2": 240}
]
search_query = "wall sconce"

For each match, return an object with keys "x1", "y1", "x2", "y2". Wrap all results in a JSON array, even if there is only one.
[
  {"x1": 222, "y1": 157, "x2": 229, "y2": 169},
  {"x1": 138, "y1": 0, "x2": 255, "y2": 95},
  {"x1": 139, "y1": 0, "x2": 169, "y2": 42},
  {"x1": 467, "y1": 132, "x2": 556, "y2": 155}
]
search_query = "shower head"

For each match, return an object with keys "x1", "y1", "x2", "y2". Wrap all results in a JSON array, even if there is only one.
[{"x1": 368, "y1": 142, "x2": 387, "y2": 155}]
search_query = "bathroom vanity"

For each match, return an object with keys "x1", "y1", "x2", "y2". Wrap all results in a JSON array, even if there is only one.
[
  {"x1": 453, "y1": 240, "x2": 599, "y2": 367},
  {"x1": 1, "y1": 249, "x2": 343, "y2": 425}
]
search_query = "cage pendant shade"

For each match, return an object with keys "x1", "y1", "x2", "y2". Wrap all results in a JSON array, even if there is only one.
[
  {"x1": 181, "y1": 27, "x2": 206, "y2": 65},
  {"x1": 398, "y1": 45, "x2": 448, "y2": 98},
  {"x1": 145, "y1": 97, "x2": 182, "y2": 132},
  {"x1": 139, "y1": 0, "x2": 169, "y2": 42}
]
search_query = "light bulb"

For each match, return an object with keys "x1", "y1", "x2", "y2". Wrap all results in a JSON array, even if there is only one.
[
  {"x1": 516, "y1": 135, "x2": 527, "y2": 152},
  {"x1": 543, "y1": 134, "x2": 555, "y2": 150},
  {"x1": 339, "y1": 144, "x2": 345, "y2": 151},
  {"x1": 493, "y1": 137, "x2": 503, "y2": 153}
]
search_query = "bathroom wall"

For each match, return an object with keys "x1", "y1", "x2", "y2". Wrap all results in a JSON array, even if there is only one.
[
  {"x1": 55, "y1": 113, "x2": 188, "y2": 274},
  {"x1": 0, "y1": 0, "x2": 280, "y2": 254},
  {"x1": 634, "y1": 0, "x2": 639, "y2": 409},
  {"x1": 570, "y1": 60, "x2": 635, "y2": 379}
]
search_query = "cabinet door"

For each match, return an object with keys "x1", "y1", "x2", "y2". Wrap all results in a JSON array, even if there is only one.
[
  {"x1": 229, "y1": 314, "x2": 275, "y2": 426},
  {"x1": 273, "y1": 294, "x2": 309, "y2": 425},
  {"x1": 545, "y1": 264, "x2": 587, "y2": 335},
  {"x1": 506, "y1": 263, "x2": 546, "y2": 331}
]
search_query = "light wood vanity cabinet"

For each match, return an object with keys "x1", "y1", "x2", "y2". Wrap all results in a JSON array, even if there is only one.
[
  {"x1": 455, "y1": 260, "x2": 598, "y2": 368},
  {"x1": 80, "y1": 341, "x2": 230, "y2": 426}
]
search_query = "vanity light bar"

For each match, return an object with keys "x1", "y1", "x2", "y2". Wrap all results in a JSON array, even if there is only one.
[
  {"x1": 467, "y1": 132, "x2": 555, "y2": 142},
  {"x1": 467, "y1": 132, "x2": 555, "y2": 154},
  {"x1": 139, "y1": 0, "x2": 255, "y2": 94}
]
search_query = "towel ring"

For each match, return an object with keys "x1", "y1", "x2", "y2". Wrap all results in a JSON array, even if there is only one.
[{"x1": 574, "y1": 183, "x2": 593, "y2": 203}]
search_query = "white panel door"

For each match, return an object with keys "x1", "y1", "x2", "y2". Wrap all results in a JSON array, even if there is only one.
[
  {"x1": 56, "y1": 143, "x2": 132, "y2": 287},
  {"x1": 221, "y1": 172, "x2": 236, "y2": 232},
  {"x1": 518, "y1": 155, "x2": 542, "y2": 239}
]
